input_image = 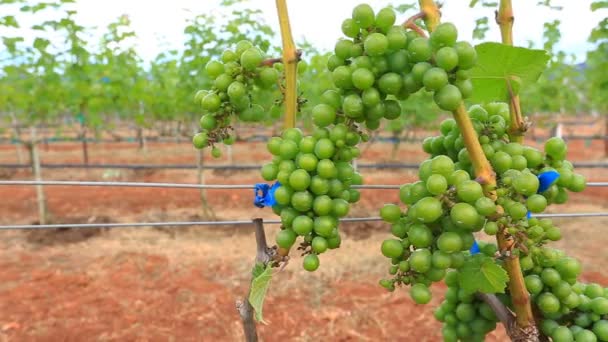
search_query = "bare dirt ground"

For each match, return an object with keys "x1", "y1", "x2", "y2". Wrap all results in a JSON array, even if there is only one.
[{"x1": 0, "y1": 136, "x2": 607, "y2": 341}]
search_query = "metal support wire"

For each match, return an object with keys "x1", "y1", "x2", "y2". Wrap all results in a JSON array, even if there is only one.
[
  {"x1": 0, "y1": 217, "x2": 384, "y2": 230},
  {"x1": 0, "y1": 180, "x2": 402, "y2": 190},
  {"x1": 0, "y1": 213, "x2": 607, "y2": 230},
  {"x1": 0, "y1": 180, "x2": 605, "y2": 190}
]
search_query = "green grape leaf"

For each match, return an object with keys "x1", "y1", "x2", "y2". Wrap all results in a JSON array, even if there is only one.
[
  {"x1": 469, "y1": 42, "x2": 550, "y2": 104},
  {"x1": 248, "y1": 262, "x2": 273, "y2": 324},
  {"x1": 459, "y1": 254, "x2": 509, "y2": 294}
]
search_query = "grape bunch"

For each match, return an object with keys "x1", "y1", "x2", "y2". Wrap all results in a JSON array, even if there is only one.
[
  {"x1": 192, "y1": 40, "x2": 280, "y2": 156},
  {"x1": 434, "y1": 269, "x2": 500, "y2": 342},
  {"x1": 378, "y1": 101, "x2": 593, "y2": 340},
  {"x1": 316, "y1": 4, "x2": 476, "y2": 139},
  {"x1": 378, "y1": 153, "x2": 487, "y2": 300},
  {"x1": 260, "y1": 127, "x2": 362, "y2": 271},
  {"x1": 519, "y1": 245, "x2": 608, "y2": 341}
]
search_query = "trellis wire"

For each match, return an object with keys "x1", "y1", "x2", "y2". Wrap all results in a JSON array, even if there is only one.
[
  {"x1": 3, "y1": 161, "x2": 608, "y2": 170},
  {"x1": 0, "y1": 217, "x2": 384, "y2": 230},
  {"x1": 0, "y1": 180, "x2": 606, "y2": 189},
  {"x1": 1, "y1": 213, "x2": 607, "y2": 230}
]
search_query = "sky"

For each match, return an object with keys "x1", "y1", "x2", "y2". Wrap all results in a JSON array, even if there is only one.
[{"x1": 4, "y1": 0, "x2": 605, "y2": 63}]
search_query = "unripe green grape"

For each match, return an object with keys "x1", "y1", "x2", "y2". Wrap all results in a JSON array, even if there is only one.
[
  {"x1": 311, "y1": 104, "x2": 336, "y2": 128},
  {"x1": 211, "y1": 146, "x2": 222, "y2": 158},
  {"x1": 411, "y1": 197, "x2": 443, "y2": 223},
  {"x1": 341, "y1": 18, "x2": 360, "y2": 38},
  {"x1": 454, "y1": 41, "x2": 477, "y2": 69},
  {"x1": 261, "y1": 163, "x2": 278, "y2": 181},
  {"x1": 545, "y1": 136, "x2": 567, "y2": 160},
  {"x1": 364, "y1": 32, "x2": 389, "y2": 56},
  {"x1": 377, "y1": 72, "x2": 402, "y2": 95},
  {"x1": 409, "y1": 223, "x2": 433, "y2": 248},
  {"x1": 258, "y1": 67, "x2": 279, "y2": 88},
  {"x1": 513, "y1": 172, "x2": 540, "y2": 196},
  {"x1": 311, "y1": 236, "x2": 329, "y2": 254},
  {"x1": 381, "y1": 239, "x2": 404, "y2": 258},
  {"x1": 352, "y1": 3, "x2": 375, "y2": 28},
  {"x1": 456, "y1": 180, "x2": 484, "y2": 203},
  {"x1": 205, "y1": 60, "x2": 224, "y2": 78},
  {"x1": 375, "y1": 7, "x2": 396, "y2": 30},
  {"x1": 327, "y1": 54, "x2": 344, "y2": 71},
  {"x1": 292, "y1": 215, "x2": 313, "y2": 235},
  {"x1": 303, "y1": 254, "x2": 320, "y2": 272},
  {"x1": 408, "y1": 37, "x2": 432, "y2": 62},
  {"x1": 410, "y1": 248, "x2": 432, "y2": 273},
  {"x1": 276, "y1": 228, "x2": 297, "y2": 249},
  {"x1": 569, "y1": 174, "x2": 586, "y2": 192},
  {"x1": 227, "y1": 81, "x2": 247, "y2": 101},
  {"x1": 527, "y1": 194, "x2": 547, "y2": 213},
  {"x1": 314, "y1": 216, "x2": 335, "y2": 237},
  {"x1": 314, "y1": 138, "x2": 335, "y2": 159},
  {"x1": 593, "y1": 320, "x2": 608, "y2": 341},
  {"x1": 240, "y1": 47, "x2": 263, "y2": 71},
  {"x1": 426, "y1": 174, "x2": 448, "y2": 195},
  {"x1": 342, "y1": 94, "x2": 364, "y2": 118},
  {"x1": 332, "y1": 65, "x2": 353, "y2": 89},
  {"x1": 410, "y1": 283, "x2": 432, "y2": 304},
  {"x1": 192, "y1": 132, "x2": 209, "y2": 149},
  {"x1": 437, "y1": 231, "x2": 463, "y2": 253},
  {"x1": 483, "y1": 221, "x2": 498, "y2": 235},
  {"x1": 434, "y1": 84, "x2": 462, "y2": 111},
  {"x1": 450, "y1": 202, "x2": 479, "y2": 230},
  {"x1": 551, "y1": 326, "x2": 573, "y2": 342},
  {"x1": 436, "y1": 47, "x2": 459, "y2": 71},
  {"x1": 351, "y1": 68, "x2": 375, "y2": 90},
  {"x1": 334, "y1": 39, "x2": 353, "y2": 59},
  {"x1": 380, "y1": 203, "x2": 402, "y2": 223},
  {"x1": 507, "y1": 202, "x2": 528, "y2": 221},
  {"x1": 422, "y1": 67, "x2": 449, "y2": 91},
  {"x1": 221, "y1": 50, "x2": 237, "y2": 63},
  {"x1": 454, "y1": 78, "x2": 473, "y2": 99},
  {"x1": 350, "y1": 43, "x2": 363, "y2": 57},
  {"x1": 430, "y1": 22, "x2": 458, "y2": 49},
  {"x1": 201, "y1": 93, "x2": 221, "y2": 112}
]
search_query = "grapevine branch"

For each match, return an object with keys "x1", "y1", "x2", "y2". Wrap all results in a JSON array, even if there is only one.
[
  {"x1": 477, "y1": 293, "x2": 515, "y2": 330},
  {"x1": 496, "y1": 0, "x2": 537, "y2": 335},
  {"x1": 418, "y1": 0, "x2": 441, "y2": 33},
  {"x1": 496, "y1": 0, "x2": 525, "y2": 143},
  {"x1": 260, "y1": 50, "x2": 302, "y2": 67},
  {"x1": 275, "y1": 0, "x2": 298, "y2": 258},
  {"x1": 236, "y1": 218, "x2": 272, "y2": 342},
  {"x1": 275, "y1": 0, "x2": 298, "y2": 131}
]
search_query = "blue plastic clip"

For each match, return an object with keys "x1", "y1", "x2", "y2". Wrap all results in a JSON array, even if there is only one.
[
  {"x1": 537, "y1": 170, "x2": 560, "y2": 193},
  {"x1": 470, "y1": 240, "x2": 481, "y2": 255},
  {"x1": 524, "y1": 170, "x2": 561, "y2": 219},
  {"x1": 254, "y1": 181, "x2": 281, "y2": 208}
]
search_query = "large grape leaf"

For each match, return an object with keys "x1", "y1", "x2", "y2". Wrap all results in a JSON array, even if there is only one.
[
  {"x1": 469, "y1": 42, "x2": 550, "y2": 104},
  {"x1": 248, "y1": 263, "x2": 273, "y2": 324},
  {"x1": 459, "y1": 254, "x2": 509, "y2": 294}
]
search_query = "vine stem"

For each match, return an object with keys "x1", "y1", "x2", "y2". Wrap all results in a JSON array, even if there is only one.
[
  {"x1": 275, "y1": 0, "x2": 297, "y2": 258},
  {"x1": 496, "y1": 0, "x2": 525, "y2": 143},
  {"x1": 418, "y1": 0, "x2": 440, "y2": 32},
  {"x1": 236, "y1": 218, "x2": 272, "y2": 342},
  {"x1": 275, "y1": 0, "x2": 297, "y2": 130},
  {"x1": 453, "y1": 104, "x2": 496, "y2": 190},
  {"x1": 496, "y1": 0, "x2": 537, "y2": 335}
]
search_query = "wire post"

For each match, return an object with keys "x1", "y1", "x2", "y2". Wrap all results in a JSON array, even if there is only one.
[{"x1": 29, "y1": 127, "x2": 47, "y2": 225}]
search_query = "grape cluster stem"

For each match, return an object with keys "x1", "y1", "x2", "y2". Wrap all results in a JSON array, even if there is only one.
[{"x1": 402, "y1": 12, "x2": 428, "y2": 38}]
